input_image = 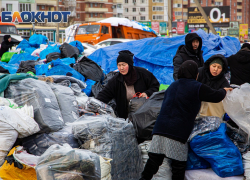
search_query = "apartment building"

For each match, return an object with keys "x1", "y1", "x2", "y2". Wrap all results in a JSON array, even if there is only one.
[
  {"x1": 113, "y1": 0, "x2": 123, "y2": 18},
  {"x1": 123, "y1": 0, "x2": 149, "y2": 21}
]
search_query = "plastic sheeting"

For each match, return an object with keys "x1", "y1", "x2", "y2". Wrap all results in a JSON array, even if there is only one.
[
  {"x1": 139, "y1": 140, "x2": 172, "y2": 180},
  {"x1": 188, "y1": 116, "x2": 222, "y2": 142},
  {"x1": 0, "y1": 62, "x2": 18, "y2": 74},
  {"x1": 186, "y1": 147, "x2": 210, "y2": 170},
  {"x1": 50, "y1": 84, "x2": 79, "y2": 123},
  {"x1": 36, "y1": 143, "x2": 101, "y2": 180},
  {"x1": 86, "y1": 97, "x2": 115, "y2": 116},
  {"x1": 185, "y1": 169, "x2": 244, "y2": 180},
  {"x1": 69, "y1": 40, "x2": 84, "y2": 54},
  {"x1": 8, "y1": 53, "x2": 39, "y2": 65},
  {"x1": 60, "y1": 42, "x2": 79, "y2": 60},
  {"x1": 72, "y1": 115, "x2": 143, "y2": 180},
  {"x1": 130, "y1": 90, "x2": 165, "y2": 141},
  {"x1": 40, "y1": 45, "x2": 60, "y2": 60},
  {"x1": 17, "y1": 39, "x2": 31, "y2": 51},
  {"x1": 190, "y1": 123, "x2": 244, "y2": 178},
  {"x1": 223, "y1": 83, "x2": 250, "y2": 142},
  {"x1": 88, "y1": 29, "x2": 240, "y2": 84},
  {"x1": 29, "y1": 34, "x2": 48, "y2": 48},
  {"x1": 5, "y1": 78, "x2": 64, "y2": 133},
  {"x1": 22, "y1": 125, "x2": 79, "y2": 156},
  {"x1": 242, "y1": 151, "x2": 250, "y2": 180}
]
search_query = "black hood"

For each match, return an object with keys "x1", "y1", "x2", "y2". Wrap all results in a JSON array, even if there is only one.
[
  {"x1": 184, "y1": 33, "x2": 202, "y2": 55},
  {"x1": 235, "y1": 47, "x2": 250, "y2": 64},
  {"x1": 3, "y1": 35, "x2": 11, "y2": 42}
]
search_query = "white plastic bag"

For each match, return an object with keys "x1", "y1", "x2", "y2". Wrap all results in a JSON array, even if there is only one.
[
  {"x1": 223, "y1": 83, "x2": 250, "y2": 139},
  {"x1": 0, "y1": 106, "x2": 40, "y2": 138},
  {"x1": 31, "y1": 49, "x2": 42, "y2": 57},
  {"x1": 100, "y1": 156, "x2": 112, "y2": 180}
]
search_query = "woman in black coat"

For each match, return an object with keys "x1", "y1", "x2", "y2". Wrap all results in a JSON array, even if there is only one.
[
  {"x1": 0, "y1": 35, "x2": 15, "y2": 58},
  {"x1": 197, "y1": 54, "x2": 230, "y2": 118},
  {"x1": 96, "y1": 50, "x2": 160, "y2": 119}
]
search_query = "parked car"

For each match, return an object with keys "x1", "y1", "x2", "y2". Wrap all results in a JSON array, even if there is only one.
[
  {"x1": 82, "y1": 43, "x2": 97, "y2": 56},
  {"x1": 95, "y1": 38, "x2": 135, "y2": 49}
]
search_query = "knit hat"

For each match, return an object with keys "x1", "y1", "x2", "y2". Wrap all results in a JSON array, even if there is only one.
[
  {"x1": 117, "y1": 50, "x2": 134, "y2": 66},
  {"x1": 209, "y1": 58, "x2": 223, "y2": 68}
]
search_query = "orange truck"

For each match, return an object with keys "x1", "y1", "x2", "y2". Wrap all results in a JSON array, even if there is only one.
[{"x1": 75, "y1": 22, "x2": 157, "y2": 45}]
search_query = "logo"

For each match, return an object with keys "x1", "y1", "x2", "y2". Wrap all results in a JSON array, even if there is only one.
[{"x1": 1, "y1": 11, "x2": 71, "y2": 23}]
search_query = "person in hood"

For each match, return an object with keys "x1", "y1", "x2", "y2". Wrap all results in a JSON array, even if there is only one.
[
  {"x1": 96, "y1": 50, "x2": 160, "y2": 119},
  {"x1": 197, "y1": 54, "x2": 230, "y2": 118},
  {"x1": 173, "y1": 33, "x2": 204, "y2": 80},
  {"x1": 0, "y1": 35, "x2": 16, "y2": 58},
  {"x1": 140, "y1": 60, "x2": 232, "y2": 180},
  {"x1": 226, "y1": 43, "x2": 250, "y2": 85}
]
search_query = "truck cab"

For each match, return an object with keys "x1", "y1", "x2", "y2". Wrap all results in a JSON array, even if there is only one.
[{"x1": 75, "y1": 22, "x2": 157, "y2": 45}]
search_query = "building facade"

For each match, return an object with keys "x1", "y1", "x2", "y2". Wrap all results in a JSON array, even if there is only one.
[{"x1": 123, "y1": 0, "x2": 149, "y2": 21}]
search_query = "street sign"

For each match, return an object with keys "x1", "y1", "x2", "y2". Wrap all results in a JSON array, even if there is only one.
[
  {"x1": 159, "y1": 22, "x2": 167, "y2": 34},
  {"x1": 152, "y1": 22, "x2": 160, "y2": 33},
  {"x1": 228, "y1": 28, "x2": 239, "y2": 36},
  {"x1": 239, "y1": 24, "x2": 248, "y2": 39},
  {"x1": 177, "y1": 22, "x2": 185, "y2": 34}
]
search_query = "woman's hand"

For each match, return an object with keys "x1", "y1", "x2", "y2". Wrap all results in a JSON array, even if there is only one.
[
  {"x1": 224, "y1": 88, "x2": 233, "y2": 92},
  {"x1": 139, "y1": 93, "x2": 148, "y2": 98}
]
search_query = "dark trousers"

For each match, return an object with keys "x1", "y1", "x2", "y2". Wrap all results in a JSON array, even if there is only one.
[{"x1": 140, "y1": 152, "x2": 187, "y2": 180}]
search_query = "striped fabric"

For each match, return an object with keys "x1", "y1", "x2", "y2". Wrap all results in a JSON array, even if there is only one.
[{"x1": 148, "y1": 135, "x2": 188, "y2": 161}]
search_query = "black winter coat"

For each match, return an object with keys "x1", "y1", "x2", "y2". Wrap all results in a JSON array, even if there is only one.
[
  {"x1": 227, "y1": 47, "x2": 250, "y2": 85},
  {"x1": 0, "y1": 39, "x2": 15, "y2": 57},
  {"x1": 173, "y1": 33, "x2": 204, "y2": 80},
  {"x1": 96, "y1": 66, "x2": 160, "y2": 119},
  {"x1": 197, "y1": 54, "x2": 230, "y2": 90}
]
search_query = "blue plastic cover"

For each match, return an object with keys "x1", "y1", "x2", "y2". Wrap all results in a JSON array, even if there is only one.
[
  {"x1": 88, "y1": 29, "x2": 240, "y2": 85},
  {"x1": 39, "y1": 45, "x2": 61, "y2": 60},
  {"x1": 58, "y1": 57, "x2": 75, "y2": 65},
  {"x1": 83, "y1": 79, "x2": 96, "y2": 96},
  {"x1": 186, "y1": 146, "x2": 210, "y2": 170},
  {"x1": 29, "y1": 34, "x2": 48, "y2": 48},
  {"x1": 16, "y1": 39, "x2": 31, "y2": 51},
  {"x1": 69, "y1": 40, "x2": 84, "y2": 54},
  {"x1": 8, "y1": 53, "x2": 39, "y2": 65},
  {"x1": 24, "y1": 47, "x2": 36, "y2": 54},
  {"x1": 0, "y1": 62, "x2": 18, "y2": 74},
  {"x1": 190, "y1": 123, "x2": 244, "y2": 177}
]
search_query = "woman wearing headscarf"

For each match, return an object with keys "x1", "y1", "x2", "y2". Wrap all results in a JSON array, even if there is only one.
[
  {"x1": 0, "y1": 35, "x2": 15, "y2": 58},
  {"x1": 96, "y1": 50, "x2": 160, "y2": 119},
  {"x1": 140, "y1": 60, "x2": 232, "y2": 180},
  {"x1": 197, "y1": 54, "x2": 230, "y2": 118}
]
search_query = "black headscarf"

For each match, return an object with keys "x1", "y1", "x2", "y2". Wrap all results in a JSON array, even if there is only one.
[
  {"x1": 241, "y1": 43, "x2": 250, "y2": 50},
  {"x1": 178, "y1": 60, "x2": 198, "y2": 80},
  {"x1": 184, "y1": 33, "x2": 202, "y2": 55},
  {"x1": 117, "y1": 50, "x2": 137, "y2": 86},
  {"x1": 3, "y1": 35, "x2": 11, "y2": 42}
]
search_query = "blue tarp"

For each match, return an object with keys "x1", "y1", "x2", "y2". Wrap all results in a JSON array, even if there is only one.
[
  {"x1": 83, "y1": 79, "x2": 96, "y2": 96},
  {"x1": 29, "y1": 34, "x2": 48, "y2": 48},
  {"x1": 16, "y1": 39, "x2": 31, "y2": 51},
  {"x1": 69, "y1": 40, "x2": 84, "y2": 54},
  {"x1": 24, "y1": 47, "x2": 36, "y2": 54},
  {"x1": 88, "y1": 29, "x2": 240, "y2": 85},
  {"x1": 0, "y1": 62, "x2": 18, "y2": 74},
  {"x1": 8, "y1": 53, "x2": 39, "y2": 65},
  {"x1": 190, "y1": 123, "x2": 244, "y2": 177},
  {"x1": 39, "y1": 45, "x2": 61, "y2": 60}
]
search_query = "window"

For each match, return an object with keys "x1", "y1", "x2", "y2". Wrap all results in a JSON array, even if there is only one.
[
  {"x1": 113, "y1": 5, "x2": 116, "y2": 8},
  {"x1": 141, "y1": 0, "x2": 145, "y2": 3},
  {"x1": 125, "y1": 0, "x2": 128, "y2": 3},
  {"x1": 133, "y1": 16, "x2": 136, "y2": 20},
  {"x1": 175, "y1": 11, "x2": 182, "y2": 16},
  {"x1": 100, "y1": 4, "x2": 103, "y2": 8},
  {"x1": 90, "y1": 13, "x2": 93, "y2": 17},
  {"x1": 101, "y1": 26, "x2": 109, "y2": 34},
  {"x1": 90, "y1": 3, "x2": 93, "y2": 7},
  {"x1": 183, "y1": 12, "x2": 187, "y2": 16},
  {"x1": 37, "y1": 6, "x2": 40, "y2": 10},
  {"x1": 140, "y1": 16, "x2": 145, "y2": 20},
  {"x1": 200, "y1": 0, "x2": 202, "y2": 4},
  {"x1": 140, "y1": 8, "x2": 145, "y2": 12},
  {"x1": 125, "y1": 8, "x2": 128, "y2": 12},
  {"x1": 190, "y1": 0, "x2": 194, "y2": 3},
  {"x1": 6, "y1": 4, "x2": 12, "y2": 11},
  {"x1": 133, "y1": 8, "x2": 136, "y2": 12},
  {"x1": 152, "y1": 15, "x2": 163, "y2": 20},
  {"x1": 95, "y1": 3, "x2": 97, "y2": 6},
  {"x1": 117, "y1": 4, "x2": 122, "y2": 8},
  {"x1": 133, "y1": 0, "x2": 136, "y2": 3},
  {"x1": 18, "y1": 30, "x2": 30, "y2": 36},
  {"x1": 125, "y1": 17, "x2": 129, "y2": 19},
  {"x1": 214, "y1": 2, "x2": 222, "y2": 6},
  {"x1": 234, "y1": 9, "x2": 236, "y2": 13},
  {"x1": 237, "y1": 16, "x2": 242, "y2": 20},
  {"x1": 118, "y1": 13, "x2": 122, "y2": 17},
  {"x1": 77, "y1": 14, "x2": 80, "y2": 18},
  {"x1": 234, "y1": 17, "x2": 236, "y2": 20},
  {"x1": 59, "y1": 0, "x2": 62, "y2": 2},
  {"x1": 49, "y1": 7, "x2": 51, "y2": 11},
  {"x1": 173, "y1": 4, "x2": 182, "y2": 8},
  {"x1": 153, "y1": 6, "x2": 163, "y2": 11},
  {"x1": 42, "y1": 5, "x2": 45, "y2": 9},
  {"x1": 152, "y1": 0, "x2": 163, "y2": 2},
  {"x1": 234, "y1": 2, "x2": 236, "y2": 6},
  {"x1": 100, "y1": 14, "x2": 103, "y2": 17},
  {"x1": 19, "y1": 3, "x2": 31, "y2": 12}
]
